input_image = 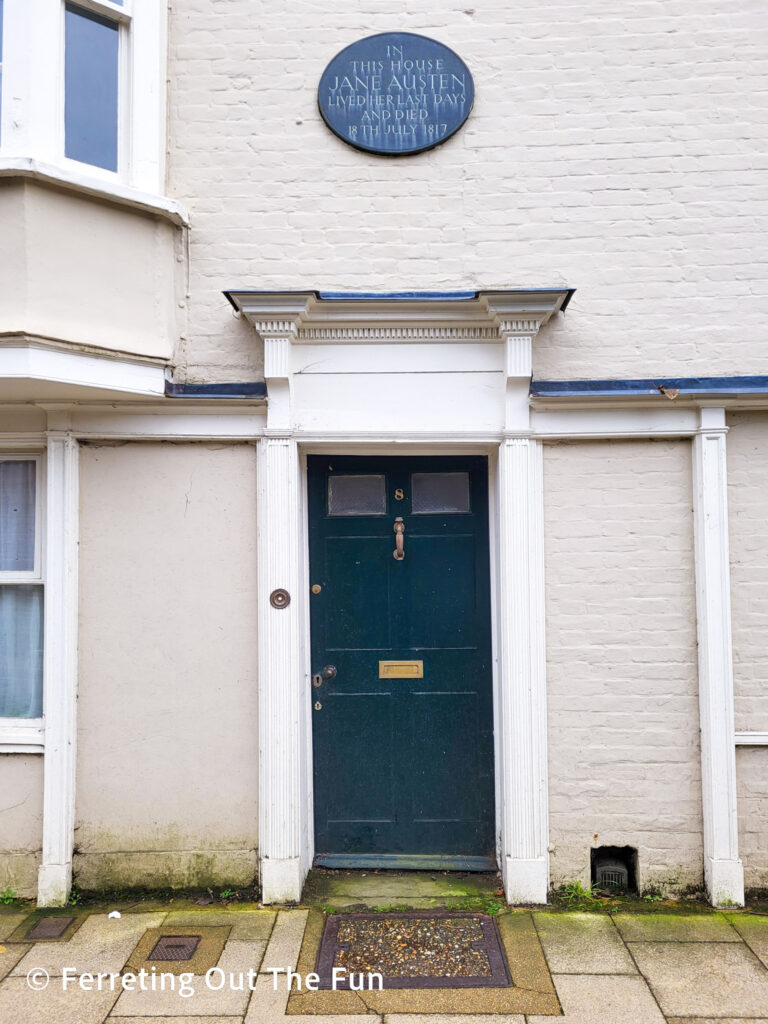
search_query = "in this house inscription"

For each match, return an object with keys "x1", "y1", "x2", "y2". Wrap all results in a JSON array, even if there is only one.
[{"x1": 318, "y1": 32, "x2": 474, "y2": 156}]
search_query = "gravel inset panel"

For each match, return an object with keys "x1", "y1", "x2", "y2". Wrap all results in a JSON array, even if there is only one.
[{"x1": 315, "y1": 912, "x2": 511, "y2": 989}]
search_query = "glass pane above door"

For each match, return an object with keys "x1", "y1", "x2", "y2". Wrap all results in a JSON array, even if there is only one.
[
  {"x1": 328, "y1": 474, "x2": 387, "y2": 516},
  {"x1": 411, "y1": 472, "x2": 470, "y2": 513}
]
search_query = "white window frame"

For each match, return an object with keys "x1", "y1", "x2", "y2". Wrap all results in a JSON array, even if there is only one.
[
  {"x1": 0, "y1": 0, "x2": 167, "y2": 195},
  {"x1": 0, "y1": 451, "x2": 45, "y2": 752}
]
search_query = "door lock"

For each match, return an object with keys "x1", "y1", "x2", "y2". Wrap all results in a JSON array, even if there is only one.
[
  {"x1": 312, "y1": 674, "x2": 323, "y2": 688},
  {"x1": 314, "y1": 701, "x2": 322, "y2": 711}
]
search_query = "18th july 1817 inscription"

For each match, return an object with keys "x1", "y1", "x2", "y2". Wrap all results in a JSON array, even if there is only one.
[{"x1": 317, "y1": 32, "x2": 474, "y2": 156}]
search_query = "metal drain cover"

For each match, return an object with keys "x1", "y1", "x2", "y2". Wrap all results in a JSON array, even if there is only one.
[
  {"x1": 148, "y1": 935, "x2": 201, "y2": 961},
  {"x1": 316, "y1": 912, "x2": 512, "y2": 989},
  {"x1": 27, "y1": 916, "x2": 74, "y2": 940}
]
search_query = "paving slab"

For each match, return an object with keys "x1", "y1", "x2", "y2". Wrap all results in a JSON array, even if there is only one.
[
  {"x1": 110, "y1": 973, "x2": 251, "y2": 1016},
  {"x1": 726, "y1": 912, "x2": 768, "y2": 968},
  {"x1": 382, "y1": 1016, "x2": 524, "y2": 1023},
  {"x1": 217, "y1": 937, "x2": 269, "y2": 975},
  {"x1": 0, "y1": 973, "x2": 119, "y2": 1024},
  {"x1": 261, "y1": 910, "x2": 310, "y2": 974},
  {"x1": 247, "y1": 973, "x2": 378, "y2": 1024},
  {"x1": 0, "y1": 942, "x2": 29, "y2": 981},
  {"x1": 11, "y1": 911, "x2": 166, "y2": 977},
  {"x1": 108, "y1": 1019, "x2": 244, "y2": 1023},
  {"x1": 528, "y1": 974, "x2": 665, "y2": 1023},
  {"x1": 313, "y1": 897, "x2": 452, "y2": 912},
  {"x1": 303, "y1": 871, "x2": 498, "y2": 907},
  {"x1": 667, "y1": 1019, "x2": 768, "y2": 1024},
  {"x1": 497, "y1": 913, "x2": 556, "y2": 994},
  {"x1": 165, "y1": 909, "x2": 276, "y2": 942},
  {"x1": 533, "y1": 913, "x2": 636, "y2": 974},
  {"x1": 613, "y1": 912, "x2": 740, "y2": 943},
  {"x1": 0, "y1": 913, "x2": 29, "y2": 941},
  {"x1": 629, "y1": 940, "x2": 768, "y2": 1017},
  {"x1": 244, "y1": 973, "x2": 291, "y2": 1021}
]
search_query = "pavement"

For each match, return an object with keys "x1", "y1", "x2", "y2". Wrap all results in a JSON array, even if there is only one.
[{"x1": 2, "y1": 890, "x2": 768, "y2": 1023}]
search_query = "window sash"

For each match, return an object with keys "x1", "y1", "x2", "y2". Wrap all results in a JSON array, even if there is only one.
[
  {"x1": 0, "y1": 0, "x2": 165, "y2": 195},
  {"x1": 0, "y1": 453, "x2": 45, "y2": 726},
  {"x1": 62, "y1": 0, "x2": 129, "y2": 178},
  {"x1": 0, "y1": 455, "x2": 44, "y2": 582}
]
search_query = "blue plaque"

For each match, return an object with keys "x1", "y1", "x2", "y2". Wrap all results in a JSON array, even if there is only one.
[{"x1": 318, "y1": 32, "x2": 474, "y2": 156}]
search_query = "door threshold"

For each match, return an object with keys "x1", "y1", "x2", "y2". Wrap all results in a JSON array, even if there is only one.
[{"x1": 314, "y1": 853, "x2": 496, "y2": 871}]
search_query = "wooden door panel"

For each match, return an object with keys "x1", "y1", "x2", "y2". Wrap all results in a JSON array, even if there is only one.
[{"x1": 309, "y1": 455, "x2": 495, "y2": 866}]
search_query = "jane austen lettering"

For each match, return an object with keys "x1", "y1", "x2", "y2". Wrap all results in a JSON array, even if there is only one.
[{"x1": 318, "y1": 33, "x2": 474, "y2": 156}]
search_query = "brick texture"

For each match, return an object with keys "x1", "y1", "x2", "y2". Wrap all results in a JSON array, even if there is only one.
[
  {"x1": 167, "y1": 0, "x2": 768, "y2": 382},
  {"x1": 543, "y1": 440, "x2": 702, "y2": 895}
]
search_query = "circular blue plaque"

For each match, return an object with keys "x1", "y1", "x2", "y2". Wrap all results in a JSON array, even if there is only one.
[{"x1": 318, "y1": 32, "x2": 474, "y2": 156}]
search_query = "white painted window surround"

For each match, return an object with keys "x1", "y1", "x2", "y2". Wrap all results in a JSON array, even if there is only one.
[{"x1": 0, "y1": 0, "x2": 168, "y2": 197}]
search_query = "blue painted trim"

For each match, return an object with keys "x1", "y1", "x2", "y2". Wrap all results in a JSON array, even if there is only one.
[
  {"x1": 165, "y1": 381, "x2": 267, "y2": 399},
  {"x1": 314, "y1": 853, "x2": 496, "y2": 871},
  {"x1": 317, "y1": 291, "x2": 479, "y2": 301},
  {"x1": 223, "y1": 287, "x2": 576, "y2": 311},
  {"x1": 531, "y1": 376, "x2": 768, "y2": 398}
]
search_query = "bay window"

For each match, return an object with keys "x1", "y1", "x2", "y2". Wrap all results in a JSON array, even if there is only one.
[{"x1": 0, "y1": 0, "x2": 166, "y2": 195}]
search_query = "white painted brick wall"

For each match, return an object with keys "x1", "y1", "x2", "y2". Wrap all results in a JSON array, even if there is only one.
[
  {"x1": 543, "y1": 439, "x2": 703, "y2": 895},
  {"x1": 167, "y1": 1, "x2": 768, "y2": 382},
  {"x1": 727, "y1": 412, "x2": 768, "y2": 733}
]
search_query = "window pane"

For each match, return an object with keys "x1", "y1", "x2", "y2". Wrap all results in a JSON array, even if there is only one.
[
  {"x1": 0, "y1": 460, "x2": 36, "y2": 571},
  {"x1": 411, "y1": 472, "x2": 470, "y2": 513},
  {"x1": 328, "y1": 475, "x2": 386, "y2": 516},
  {"x1": 65, "y1": 4, "x2": 119, "y2": 171},
  {"x1": 0, "y1": 585, "x2": 43, "y2": 717}
]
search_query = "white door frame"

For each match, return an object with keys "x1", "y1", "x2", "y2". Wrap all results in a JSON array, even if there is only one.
[
  {"x1": 234, "y1": 290, "x2": 566, "y2": 904},
  {"x1": 255, "y1": 435, "x2": 550, "y2": 904}
]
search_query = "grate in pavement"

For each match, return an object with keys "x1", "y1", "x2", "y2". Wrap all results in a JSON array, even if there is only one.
[
  {"x1": 147, "y1": 935, "x2": 201, "y2": 961},
  {"x1": 315, "y1": 912, "x2": 512, "y2": 989},
  {"x1": 27, "y1": 916, "x2": 74, "y2": 940}
]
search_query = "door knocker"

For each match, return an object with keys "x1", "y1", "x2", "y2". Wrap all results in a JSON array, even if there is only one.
[{"x1": 393, "y1": 517, "x2": 405, "y2": 560}]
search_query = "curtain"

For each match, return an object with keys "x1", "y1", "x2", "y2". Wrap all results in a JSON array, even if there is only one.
[
  {"x1": 0, "y1": 586, "x2": 44, "y2": 717},
  {"x1": 0, "y1": 460, "x2": 36, "y2": 571}
]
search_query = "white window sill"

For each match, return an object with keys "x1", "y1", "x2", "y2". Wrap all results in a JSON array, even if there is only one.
[
  {"x1": 0, "y1": 717, "x2": 44, "y2": 753},
  {"x1": 735, "y1": 732, "x2": 768, "y2": 746},
  {"x1": 0, "y1": 157, "x2": 189, "y2": 227}
]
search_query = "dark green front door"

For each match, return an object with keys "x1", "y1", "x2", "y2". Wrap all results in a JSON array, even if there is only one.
[{"x1": 308, "y1": 455, "x2": 495, "y2": 869}]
